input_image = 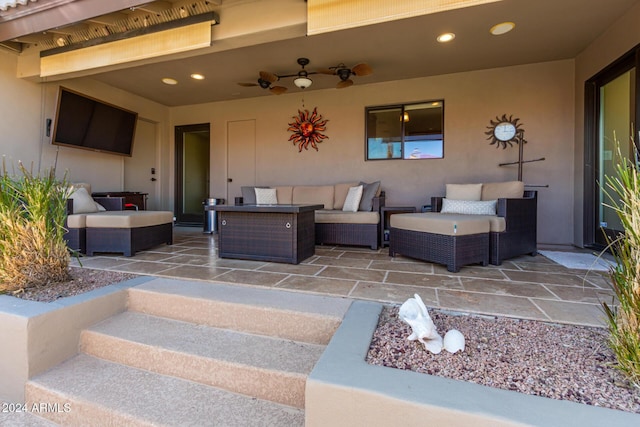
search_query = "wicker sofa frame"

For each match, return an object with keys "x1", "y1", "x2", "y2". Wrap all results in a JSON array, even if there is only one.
[
  {"x1": 389, "y1": 227, "x2": 489, "y2": 272},
  {"x1": 64, "y1": 197, "x2": 124, "y2": 254},
  {"x1": 431, "y1": 190, "x2": 538, "y2": 265},
  {"x1": 86, "y1": 222, "x2": 173, "y2": 257},
  {"x1": 315, "y1": 195, "x2": 385, "y2": 250}
]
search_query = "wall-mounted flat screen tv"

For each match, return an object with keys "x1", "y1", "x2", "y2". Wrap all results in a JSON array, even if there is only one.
[{"x1": 52, "y1": 87, "x2": 138, "y2": 157}]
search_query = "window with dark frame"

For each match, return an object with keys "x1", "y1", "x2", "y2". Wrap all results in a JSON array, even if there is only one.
[{"x1": 365, "y1": 100, "x2": 444, "y2": 160}]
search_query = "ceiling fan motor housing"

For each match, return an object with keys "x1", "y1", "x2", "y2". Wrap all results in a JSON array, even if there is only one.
[{"x1": 337, "y1": 68, "x2": 352, "y2": 81}]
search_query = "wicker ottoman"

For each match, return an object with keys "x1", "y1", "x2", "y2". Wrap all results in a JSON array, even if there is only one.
[
  {"x1": 85, "y1": 211, "x2": 173, "y2": 256},
  {"x1": 389, "y1": 213, "x2": 490, "y2": 272}
]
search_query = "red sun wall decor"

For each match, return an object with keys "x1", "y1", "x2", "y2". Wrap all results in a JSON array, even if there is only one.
[{"x1": 287, "y1": 107, "x2": 329, "y2": 152}]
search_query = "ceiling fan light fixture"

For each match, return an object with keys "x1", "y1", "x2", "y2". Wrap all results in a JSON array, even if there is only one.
[{"x1": 294, "y1": 76, "x2": 313, "y2": 89}]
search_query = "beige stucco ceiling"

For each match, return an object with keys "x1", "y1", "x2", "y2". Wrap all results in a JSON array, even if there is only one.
[{"x1": 2, "y1": 0, "x2": 639, "y2": 106}]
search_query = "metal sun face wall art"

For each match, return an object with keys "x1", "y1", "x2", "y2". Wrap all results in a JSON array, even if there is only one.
[{"x1": 287, "y1": 107, "x2": 329, "y2": 152}]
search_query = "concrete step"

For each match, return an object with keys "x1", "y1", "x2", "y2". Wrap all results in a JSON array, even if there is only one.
[
  {"x1": 81, "y1": 311, "x2": 325, "y2": 408},
  {"x1": 22, "y1": 278, "x2": 352, "y2": 426},
  {"x1": 0, "y1": 403, "x2": 58, "y2": 426},
  {"x1": 127, "y1": 278, "x2": 352, "y2": 344},
  {"x1": 25, "y1": 354, "x2": 305, "y2": 427}
]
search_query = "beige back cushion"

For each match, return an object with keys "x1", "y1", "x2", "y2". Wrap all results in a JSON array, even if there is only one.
[
  {"x1": 446, "y1": 183, "x2": 483, "y2": 201},
  {"x1": 274, "y1": 186, "x2": 293, "y2": 204},
  {"x1": 333, "y1": 182, "x2": 359, "y2": 209},
  {"x1": 481, "y1": 181, "x2": 524, "y2": 200},
  {"x1": 292, "y1": 185, "x2": 334, "y2": 209}
]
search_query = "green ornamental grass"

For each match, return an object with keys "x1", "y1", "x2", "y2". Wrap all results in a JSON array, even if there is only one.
[
  {"x1": 0, "y1": 160, "x2": 72, "y2": 293},
  {"x1": 602, "y1": 138, "x2": 640, "y2": 389}
]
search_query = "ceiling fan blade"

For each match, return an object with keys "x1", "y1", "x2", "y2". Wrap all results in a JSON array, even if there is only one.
[
  {"x1": 269, "y1": 86, "x2": 288, "y2": 95},
  {"x1": 336, "y1": 79, "x2": 354, "y2": 89},
  {"x1": 259, "y1": 71, "x2": 279, "y2": 83},
  {"x1": 316, "y1": 68, "x2": 336, "y2": 75},
  {"x1": 351, "y1": 63, "x2": 373, "y2": 76},
  {"x1": 237, "y1": 82, "x2": 258, "y2": 87}
]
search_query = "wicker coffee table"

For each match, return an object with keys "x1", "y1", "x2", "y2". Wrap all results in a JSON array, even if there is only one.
[{"x1": 212, "y1": 204, "x2": 323, "y2": 264}]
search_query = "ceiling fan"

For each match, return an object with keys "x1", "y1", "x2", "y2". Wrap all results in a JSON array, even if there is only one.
[
  {"x1": 238, "y1": 58, "x2": 373, "y2": 94},
  {"x1": 237, "y1": 70, "x2": 288, "y2": 95},
  {"x1": 317, "y1": 62, "x2": 374, "y2": 88}
]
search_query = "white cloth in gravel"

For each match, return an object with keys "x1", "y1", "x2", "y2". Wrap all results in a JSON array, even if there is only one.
[
  {"x1": 399, "y1": 294, "x2": 465, "y2": 354},
  {"x1": 539, "y1": 250, "x2": 614, "y2": 271}
]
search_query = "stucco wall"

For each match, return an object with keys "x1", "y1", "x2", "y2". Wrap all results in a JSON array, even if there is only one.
[
  {"x1": 172, "y1": 59, "x2": 575, "y2": 246},
  {"x1": 0, "y1": 49, "x2": 44, "y2": 169}
]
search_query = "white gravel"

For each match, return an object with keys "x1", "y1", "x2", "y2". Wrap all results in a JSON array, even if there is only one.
[{"x1": 367, "y1": 305, "x2": 640, "y2": 414}]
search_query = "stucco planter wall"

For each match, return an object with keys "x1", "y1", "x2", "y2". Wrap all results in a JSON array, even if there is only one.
[
  {"x1": 0, "y1": 276, "x2": 152, "y2": 402},
  {"x1": 306, "y1": 301, "x2": 640, "y2": 427}
]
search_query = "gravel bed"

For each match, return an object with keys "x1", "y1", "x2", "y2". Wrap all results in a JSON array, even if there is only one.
[
  {"x1": 367, "y1": 305, "x2": 640, "y2": 414},
  {"x1": 9, "y1": 267, "x2": 139, "y2": 303}
]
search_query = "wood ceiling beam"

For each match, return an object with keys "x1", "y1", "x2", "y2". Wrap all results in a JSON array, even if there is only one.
[
  {"x1": 87, "y1": 12, "x2": 129, "y2": 26},
  {"x1": 133, "y1": 1, "x2": 172, "y2": 15}
]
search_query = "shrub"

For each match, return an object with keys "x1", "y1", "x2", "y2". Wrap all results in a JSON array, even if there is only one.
[
  {"x1": 601, "y1": 139, "x2": 640, "y2": 390},
  {"x1": 0, "y1": 161, "x2": 72, "y2": 293}
]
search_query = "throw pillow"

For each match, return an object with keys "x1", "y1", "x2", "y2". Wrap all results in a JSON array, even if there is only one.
[
  {"x1": 69, "y1": 187, "x2": 99, "y2": 213},
  {"x1": 446, "y1": 183, "x2": 483, "y2": 201},
  {"x1": 440, "y1": 199, "x2": 497, "y2": 215},
  {"x1": 343, "y1": 185, "x2": 364, "y2": 212},
  {"x1": 255, "y1": 188, "x2": 278, "y2": 205},
  {"x1": 241, "y1": 186, "x2": 268, "y2": 204},
  {"x1": 358, "y1": 181, "x2": 381, "y2": 211}
]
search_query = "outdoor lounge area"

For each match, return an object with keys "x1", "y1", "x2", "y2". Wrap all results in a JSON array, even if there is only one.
[{"x1": 3, "y1": 0, "x2": 640, "y2": 424}]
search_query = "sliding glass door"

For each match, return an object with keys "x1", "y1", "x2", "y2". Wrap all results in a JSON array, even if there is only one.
[{"x1": 585, "y1": 46, "x2": 639, "y2": 248}]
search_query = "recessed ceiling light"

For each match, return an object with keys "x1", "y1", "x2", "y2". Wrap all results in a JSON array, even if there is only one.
[
  {"x1": 191, "y1": 73, "x2": 205, "y2": 80},
  {"x1": 162, "y1": 77, "x2": 178, "y2": 85},
  {"x1": 490, "y1": 21, "x2": 515, "y2": 35},
  {"x1": 437, "y1": 32, "x2": 455, "y2": 43}
]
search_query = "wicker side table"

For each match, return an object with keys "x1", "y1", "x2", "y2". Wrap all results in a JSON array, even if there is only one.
[
  {"x1": 380, "y1": 206, "x2": 417, "y2": 247},
  {"x1": 213, "y1": 204, "x2": 323, "y2": 264}
]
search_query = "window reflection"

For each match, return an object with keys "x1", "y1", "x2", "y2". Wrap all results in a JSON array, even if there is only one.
[{"x1": 366, "y1": 101, "x2": 444, "y2": 160}]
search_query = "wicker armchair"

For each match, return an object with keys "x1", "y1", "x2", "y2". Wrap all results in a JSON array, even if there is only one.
[{"x1": 431, "y1": 190, "x2": 537, "y2": 265}]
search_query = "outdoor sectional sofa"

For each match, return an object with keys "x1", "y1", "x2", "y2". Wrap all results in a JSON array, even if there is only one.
[
  {"x1": 237, "y1": 182, "x2": 385, "y2": 249},
  {"x1": 64, "y1": 184, "x2": 173, "y2": 256},
  {"x1": 389, "y1": 181, "x2": 537, "y2": 272}
]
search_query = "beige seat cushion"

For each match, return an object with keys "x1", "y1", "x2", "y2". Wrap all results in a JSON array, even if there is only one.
[
  {"x1": 481, "y1": 181, "x2": 524, "y2": 200},
  {"x1": 390, "y1": 212, "x2": 491, "y2": 236},
  {"x1": 85, "y1": 211, "x2": 173, "y2": 228},
  {"x1": 66, "y1": 213, "x2": 87, "y2": 228},
  {"x1": 292, "y1": 185, "x2": 334, "y2": 209},
  {"x1": 315, "y1": 210, "x2": 379, "y2": 224}
]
